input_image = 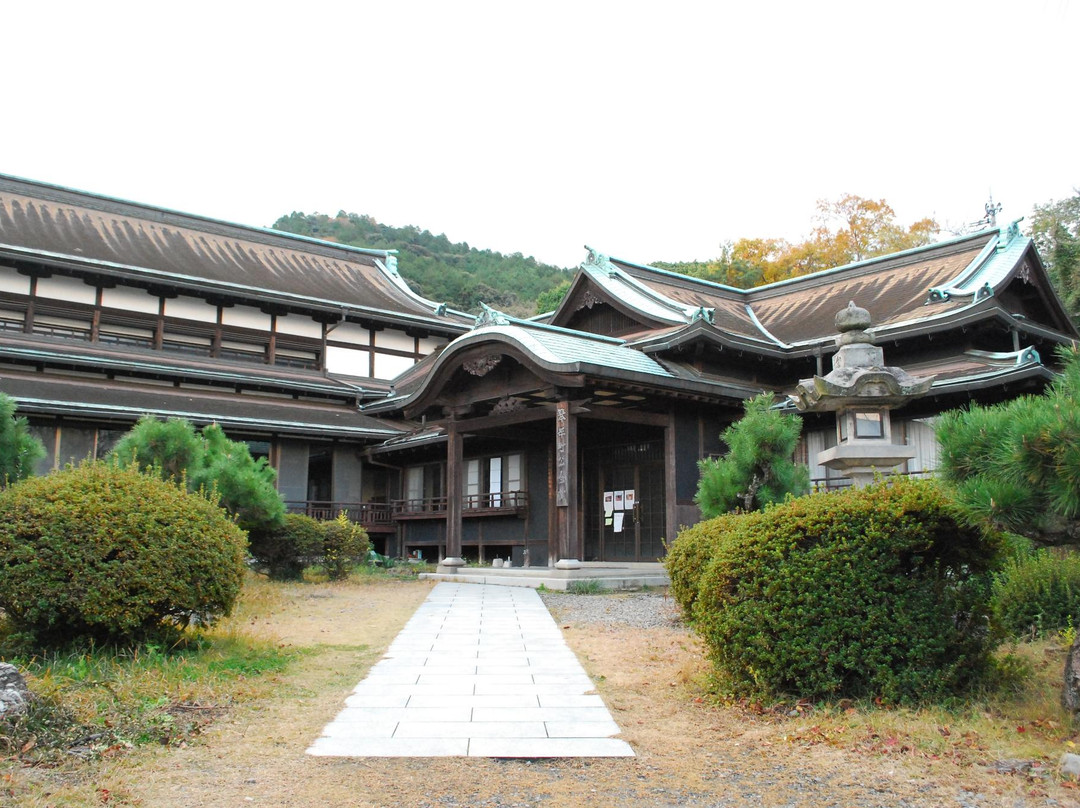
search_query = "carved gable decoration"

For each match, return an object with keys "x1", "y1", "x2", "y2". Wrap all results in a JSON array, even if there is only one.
[
  {"x1": 490, "y1": 396, "x2": 528, "y2": 415},
  {"x1": 463, "y1": 354, "x2": 502, "y2": 377},
  {"x1": 576, "y1": 289, "x2": 602, "y2": 311}
]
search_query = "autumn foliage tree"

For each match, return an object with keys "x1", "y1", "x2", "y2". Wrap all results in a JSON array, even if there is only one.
[{"x1": 657, "y1": 194, "x2": 939, "y2": 288}]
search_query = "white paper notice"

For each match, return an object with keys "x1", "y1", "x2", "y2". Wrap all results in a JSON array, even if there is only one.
[
  {"x1": 613, "y1": 512, "x2": 625, "y2": 533},
  {"x1": 624, "y1": 490, "x2": 636, "y2": 509},
  {"x1": 603, "y1": 491, "x2": 614, "y2": 516},
  {"x1": 613, "y1": 490, "x2": 625, "y2": 511}
]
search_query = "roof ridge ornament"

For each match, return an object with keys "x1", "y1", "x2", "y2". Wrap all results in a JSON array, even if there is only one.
[
  {"x1": 926, "y1": 281, "x2": 994, "y2": 304},
  {"x1": 691, "y1": 306, "x2": 715, "y2": 324},
  {"x1": 473, "y1": 302, "x2": 511, "y2": 329},
  {"x1": 583, "y1": 245, "x2": 609, "y2": 267},
  {"x1": 1000, "y1": 218, "x2": 1023, "y2": 247}
]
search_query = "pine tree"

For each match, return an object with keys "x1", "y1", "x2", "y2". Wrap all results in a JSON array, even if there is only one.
[
  {"x1": 112, "y1": 416, "x2": 284, "y2": 535},
  {"x1": 0, "y1": 392, "x2": 45, "y2": 486},
  {"x1": 936, "y1": 346, "x2": 1080, "y2": 545},
  {"x1": 695, "y1": 394, "x2": 809, "y2": 517}
]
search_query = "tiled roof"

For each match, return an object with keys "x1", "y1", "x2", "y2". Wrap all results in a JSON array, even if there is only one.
[
  {"x1": 465, "y1": 323, "x2": 673, "y2": 378},
  {"x1": 579, "y1": 228, "x2": 1076, "y2": 350},
  {"x1": 0, "y1": 174, "x2": 470, "y2": 331}
]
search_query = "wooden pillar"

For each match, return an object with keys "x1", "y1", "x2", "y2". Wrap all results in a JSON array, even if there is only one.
[
  {"x1": 664, "y1": 411, "x2": 678, "y2": 548},
  {"x1": 443, "y1": 419, "x2": 465, "y2": 567},
  {"x1": 555, "y1": 401, "x2": 580, "y2": 563}
]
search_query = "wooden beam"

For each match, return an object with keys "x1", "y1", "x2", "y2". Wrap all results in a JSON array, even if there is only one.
[{"x1": 580, "y1": 407, "x2": 670, "y2": 427}]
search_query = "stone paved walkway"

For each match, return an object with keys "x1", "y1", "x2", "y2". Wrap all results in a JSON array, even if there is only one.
[{"x1": 307, "y1": 582, "x2": 634, "y2": 758}]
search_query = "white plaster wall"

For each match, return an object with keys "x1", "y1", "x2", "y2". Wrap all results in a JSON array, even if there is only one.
[
  {"x1": 329, "y1": 322, "x2": 370, "y2": 347},
  {"x1": 36, "y1": 275, "x2": 96, "y2": 305},
  {"x1": 222, "y1": 304, "x2": 271, "y2": 331},
  {"x1": 374, "y1": 329, "x2": 415, "y2": 352},
  {"x1": 0, "y1": 267, "x2": 29, "y2": 295},
  {"x1": 326, "y1": 345, "x2": 370, "y2": 377},
  {"x1": 374, "y1": 352, "x2": 414, "y2": 380},
  {"x1": 101, "y1": 286, "x2": 160, "y2": 314},
  {"x1": 276, "y1": 314, "x2": 323, "y2": 339},
  {"x1": 166, "y1": 295, "x2": 218, "y2": 323},
  {"x1": 418, "y1": 336, "x2": 445, "y2": 355}
]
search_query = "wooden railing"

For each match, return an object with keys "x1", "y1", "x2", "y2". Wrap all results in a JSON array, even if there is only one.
[
  {"x1": 285, "y1": 501, "x2": 393, "y2": 526},
  {"x1": 391, "y1": 491, "x2": 528, "y2": 519}
]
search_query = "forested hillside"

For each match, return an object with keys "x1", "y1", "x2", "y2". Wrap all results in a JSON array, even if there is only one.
[{"x1": 272, "y1": 212, "x2": 571, "y2": 317}]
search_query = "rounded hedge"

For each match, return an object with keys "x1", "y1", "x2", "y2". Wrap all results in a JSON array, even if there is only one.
[
  {"x1": 248, "y1": 512, "x2": 325, "y2": 581},
  {"x1": 0, "y1": 461, "x2": 247, "y2": 645},
  {"x1": 991, "y1": 549, "x2": 1080, "y2": 638},
  {"x1": 683, "y1": 478, "x2": 1000, "y2": 704}
]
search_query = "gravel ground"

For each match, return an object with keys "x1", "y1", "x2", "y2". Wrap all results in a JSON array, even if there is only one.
[{"x1": 538, "y1": 589, "x2": 683, "y2": 629}]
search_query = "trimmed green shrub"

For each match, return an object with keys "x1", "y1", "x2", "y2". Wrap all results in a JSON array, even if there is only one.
[
  {"x1": 249, "y1": 513, "x2": 325, "y2": 581},
  {"x1": 321, "y1": 511, "x2": 371, "y2": 581},
  {"x1": 665, "y1": 511, "x2": 747, "y2": 618},
  {"x1": 0, "y1": 461, "x2": 247, "y2": 645},
  {"x1": 687, "y1": 477, "x2": 1000, "y2": 704},
  {"x1": 991, "y1": 549, "x2": 1080, "y2": 638}
]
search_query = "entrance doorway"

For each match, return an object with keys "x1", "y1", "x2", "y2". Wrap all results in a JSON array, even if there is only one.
[{"x1": 583, "y1": 440, "x2": 666, "y2": 562}]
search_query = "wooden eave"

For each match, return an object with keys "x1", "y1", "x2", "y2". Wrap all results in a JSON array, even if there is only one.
[{"x1": 0, "y1": 333, "x2": 374, "y2": 400}]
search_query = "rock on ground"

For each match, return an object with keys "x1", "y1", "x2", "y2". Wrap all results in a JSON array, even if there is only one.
[{"x1": 0, "y1": 662, "x2": 31, "y2": 718}]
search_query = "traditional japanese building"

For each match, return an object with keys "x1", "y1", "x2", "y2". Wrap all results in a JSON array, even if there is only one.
[
  {"x1": 0, "y1": 174, "x2": 470, "y2": 551},
  {"x1": 1, "y1": 174, "x2": 1075, "y2": 564}
]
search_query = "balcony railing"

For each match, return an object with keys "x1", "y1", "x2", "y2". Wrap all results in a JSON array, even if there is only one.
[
  {"x1": 391, "y1": 490, "x2": 528, "y2": 520},
  {"x1": 285, "y1": 501, "x2": 393, "y2": 527}
]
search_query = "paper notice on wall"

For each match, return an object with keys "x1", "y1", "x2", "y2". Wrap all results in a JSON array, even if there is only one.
[
  {"x1": 624, "y1": 490, "x2": 636, "y2": 510},
  {"x1": 603, "y1": 491, "x2": 614, "y2": 516},
  {"x1": 613, "y1": 490, "x2": 625, "y2": 511},
  {"x1": 605, "y1": 515, "x2": 613, "y2": 527},
  {"x1": 613, "y1": 512, "x2": 625, "y2": 533}
]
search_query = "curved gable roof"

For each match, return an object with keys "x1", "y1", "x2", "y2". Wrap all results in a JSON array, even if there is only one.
[{"x1": 565, "y1": 228, "x2": 1078, "y2": 352}]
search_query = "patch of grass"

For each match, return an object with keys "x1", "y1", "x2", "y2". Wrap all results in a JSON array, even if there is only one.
[
  {"x1": 567, "y1": 579, "x2": 606, "y2": 595},
  {"x1": 0, "y1": 578, "x2": 297, "y2": 766},
  {"x1": 728, "y1": 634, "x2": 1080, "y2": 768},
  {"x1": 303, "y1": 559, "x2": 433, "y2": 583}
]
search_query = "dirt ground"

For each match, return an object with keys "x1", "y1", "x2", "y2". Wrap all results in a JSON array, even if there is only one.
[{"x1": 8, "y1": 579, "x2": 1078, "y2": 808}]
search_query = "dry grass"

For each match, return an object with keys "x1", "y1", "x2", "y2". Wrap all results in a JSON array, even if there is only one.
[{"x1": 3, "y1": 580, "x2": 1080, "y2": 807}]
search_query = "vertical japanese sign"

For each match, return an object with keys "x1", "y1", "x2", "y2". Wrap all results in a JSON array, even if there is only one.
[{"x1": 556, "y1": 403, "x2": 569, "y2": 507}]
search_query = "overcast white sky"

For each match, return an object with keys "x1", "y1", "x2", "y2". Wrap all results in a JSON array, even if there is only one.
[{"x1": 4, "y1": 1, "x2": 1078, "y2": 269}]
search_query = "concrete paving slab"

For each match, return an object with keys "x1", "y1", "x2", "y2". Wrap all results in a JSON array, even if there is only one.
[{"x1": 307, "y1": 582, "x2": 634, "y2": 758}]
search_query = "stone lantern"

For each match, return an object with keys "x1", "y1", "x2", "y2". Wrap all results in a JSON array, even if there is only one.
[{"x1": 792, "y1": 302, "x2": 933, "y2": 488}]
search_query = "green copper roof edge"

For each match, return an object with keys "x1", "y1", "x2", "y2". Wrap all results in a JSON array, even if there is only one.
[
  {"x1": 374, "y1": 257, "x2": 472, "y2": 320},
  {"x1": 471, "y1": 305, "x2": 627, "y2": 345},
  {"x1": 581, "y1": 261, "x2": 694, "y2": 323}
]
